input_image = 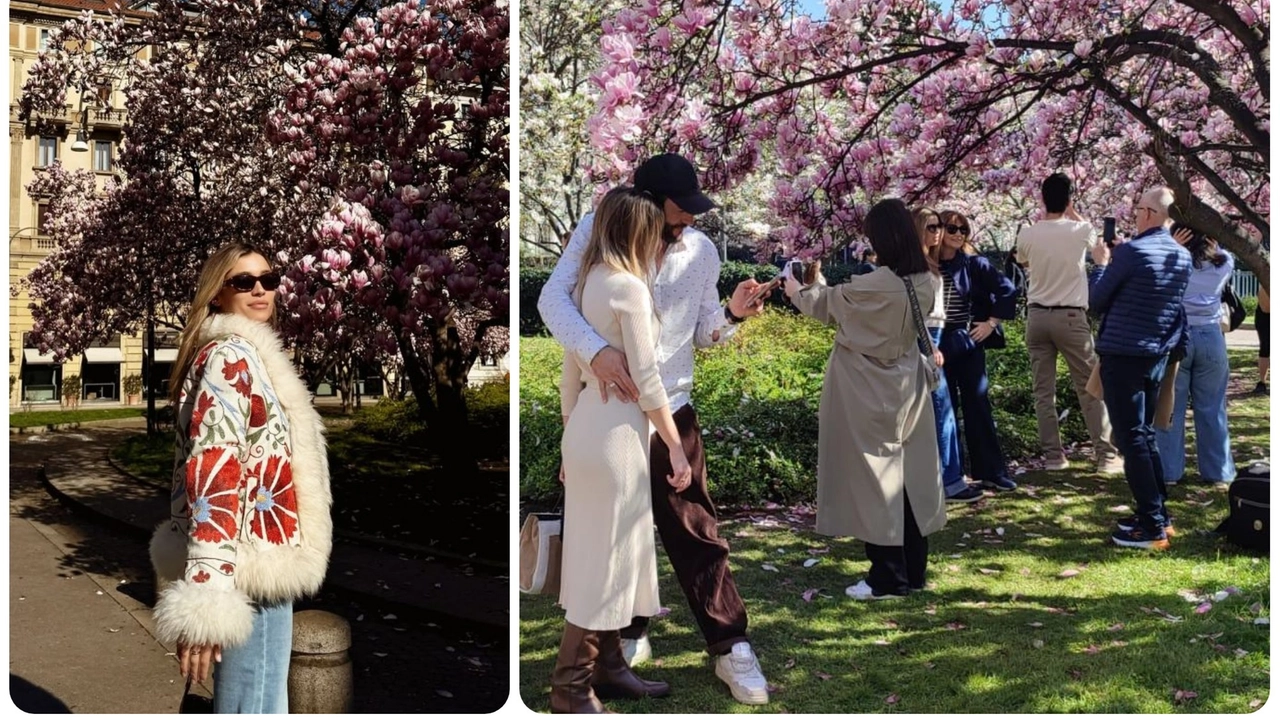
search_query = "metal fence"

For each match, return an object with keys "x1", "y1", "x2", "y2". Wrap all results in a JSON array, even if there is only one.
[{"x1": 1232, "y1": 270, "x2": 1261, "y2": 299}]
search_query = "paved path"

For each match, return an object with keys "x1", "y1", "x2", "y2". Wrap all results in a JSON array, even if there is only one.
[
  {"x1": 10, "y1": 430, "x2": 208, "y2": 712},
  {"x1": 36, "y1": 427, "x2": 507, "y2": 629},
  {"x1": 10, "y1": 430, "x2": 510, "y2": 713},
  {"x1": 1225, "y1": 324, "x2": 1261, "y2": 350}
]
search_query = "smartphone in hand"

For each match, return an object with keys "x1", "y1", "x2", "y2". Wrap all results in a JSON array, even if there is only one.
[
  {"x1": 747, "y1": 275, "x2": 784, "y2": 306},
  {"x1": 1103, "y1": 217, "x2": 1116, "y2": 247}
]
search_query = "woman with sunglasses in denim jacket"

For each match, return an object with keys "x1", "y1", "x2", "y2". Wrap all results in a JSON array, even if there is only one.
[
  {"x1": 932, "y1": 211, "x2": 1019, "y2": 493},
  {"x1": 151, "y1": 242, "x2": 332, "y2": 713}
]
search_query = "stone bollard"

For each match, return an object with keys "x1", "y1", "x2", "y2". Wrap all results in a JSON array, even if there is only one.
[{"x1": 288, "y1": 610, "x2": 354, "y2": 713}]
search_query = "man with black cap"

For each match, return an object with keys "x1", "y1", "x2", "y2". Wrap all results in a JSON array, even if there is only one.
[{"x1": 538, "y1": 153, "x2": 772, "y2": 705}]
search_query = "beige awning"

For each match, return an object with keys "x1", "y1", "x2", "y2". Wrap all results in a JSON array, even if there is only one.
[
  {"x1": 83, "y1": 347, "x2": 124, "y2": 363},
  {"x1": 152, "y1": 348, "x2": 178, "y2": 363},
  {"x1": 22, "y1": 349, "x2": 58, "y2": 365}
]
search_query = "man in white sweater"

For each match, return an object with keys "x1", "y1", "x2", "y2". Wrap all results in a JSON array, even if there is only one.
[
  {"x1": 1016, "y1": 172, "x2": 1122, "y2": 475},
  {"x1": 538, "y1": 154, "x2": 772, "y2": 705}
]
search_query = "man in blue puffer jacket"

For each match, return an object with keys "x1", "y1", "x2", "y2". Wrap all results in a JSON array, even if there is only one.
[{"x1": 1089, "y1": 187, "x2": 1192, "y2": 550}]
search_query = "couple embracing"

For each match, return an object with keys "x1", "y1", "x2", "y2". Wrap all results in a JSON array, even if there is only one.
[{"x1": 537, "y1": 154, "x2": 946, "y2": 713}]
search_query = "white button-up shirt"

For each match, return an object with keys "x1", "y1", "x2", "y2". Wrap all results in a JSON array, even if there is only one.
[{"x1": 537, "y1": 212, "x2": 737, "y2": 413}]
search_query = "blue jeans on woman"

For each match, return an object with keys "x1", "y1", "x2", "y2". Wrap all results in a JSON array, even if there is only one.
[
  {"x1": 213, "y1": 601, "x2": 292, "y2": 713},
  {"x1": 928, "y1": 327, "x2": 967, "y2": 496},
  {"x1": 939, "y1": 328, "x2": 1012, "y2": 486},
  {"x1": 1155, "y1": 324, "x2": 1236, "y2": 483}
]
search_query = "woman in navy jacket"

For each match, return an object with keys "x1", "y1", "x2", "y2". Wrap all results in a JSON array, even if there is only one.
[{"x1": 933, "y1": 211, "x2": 1020, "y2": 492}]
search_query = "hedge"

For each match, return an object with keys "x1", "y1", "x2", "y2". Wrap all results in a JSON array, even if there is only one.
[
  {"x1": 520, "y1": 260, "x2": 870, "y2": 335},
  {"x1": 519, "y1": 310, "x2": 1092, "y2": 506}
]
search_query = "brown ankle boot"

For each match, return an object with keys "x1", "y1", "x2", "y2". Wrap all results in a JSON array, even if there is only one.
[
  {"x1": 592, "y1": 631, "x2": 671, "y2": 700},
  {"x1": 549, "y1": 623, "x2": 611, "y2": 713}
]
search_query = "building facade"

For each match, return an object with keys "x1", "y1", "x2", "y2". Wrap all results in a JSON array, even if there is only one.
[{"x1": 9, "y1": 0, "x2": 146, "y2": 408}]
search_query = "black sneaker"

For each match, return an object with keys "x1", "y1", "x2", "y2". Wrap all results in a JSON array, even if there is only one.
[
  {"x1": 1117, "y1": 513, "x2": 1176, "y2": 537},
  {"x1": 946, "y1": 485, "x2": 985, "y2": 504},
  {"x1": 1253, "y1": 382, "x2": 1268, "y2": 396},
  {"x1": 1110, "y1": 525, "x2": 1170, "y2": 550},
  {"x1": 979, "y1": 476, "x2": 1018, "y2": 492}
]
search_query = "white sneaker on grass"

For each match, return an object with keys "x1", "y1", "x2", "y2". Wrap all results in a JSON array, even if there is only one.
[
  {"x1": 845, "y1": 579, "x2": 904, "y2": 600},
  {"x1": 1044, "y1": 455, "x2": 1071, "y2": 471},
  {"x1": 621, "y1": 635, "x2": 652, "y2": 667},
  {"x1": 714, "y1": 642, "x2": 769, "y2": 705}
]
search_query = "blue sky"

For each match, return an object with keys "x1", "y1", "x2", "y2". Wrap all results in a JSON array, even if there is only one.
[{"x1": 795, "y1": 0, "x2": 999, "y2": 25}]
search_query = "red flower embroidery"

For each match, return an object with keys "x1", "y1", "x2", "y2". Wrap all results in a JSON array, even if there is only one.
[
  {"x1": 249, "y1": 455, "x2": 299, "y2": 545},
  {"x1": 185, "y1": 447, "x2": 243, "y2": 544},
  {"x1": 192, "y1": 570, "x2": 211, "y2": 584},
  {"x1": 220, "y1": 563, "x2": 235, "y2": 575},
  {"x1": 222, "y1": 357, "x2": 253, "y2": 397},
  {"x1": 249, "y1": 394, "x2": 268, "y2": 428},
  {"x1": 189, "y1": 392, "x2": 217, "y2": 439},
  {"x1": 193, "y1": 342, "x2": 218, "y2": 377}
]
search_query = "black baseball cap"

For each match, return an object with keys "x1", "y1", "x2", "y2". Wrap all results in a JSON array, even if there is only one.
[{"x1": 633, "y1": 154, "x2": 716, "y2": 215}]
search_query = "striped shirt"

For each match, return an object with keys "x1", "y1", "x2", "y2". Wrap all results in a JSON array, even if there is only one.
[{"x1": 943, "y1": 272, "x2": 971, "y2": 328}]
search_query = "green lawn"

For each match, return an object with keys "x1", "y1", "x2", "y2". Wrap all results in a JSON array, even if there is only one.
[
  {"x1": 518, "y1": 356, "x2": 1271, "y2": 713},
  {"x1": 10, "y1": 407, "x2": 145, "y2": 429}
]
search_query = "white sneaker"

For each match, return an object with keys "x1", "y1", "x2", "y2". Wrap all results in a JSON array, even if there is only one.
[
  {"x1": 621, "y1": 635, "x2": 652, "y2": 667},
  {"x1": 714, "y1": 642, "x2": 770, "y2": 705},
  {"x1": 845, "y1": 579, "x2": 904, "y2": 601},
  {"x1": 1096, "y1": 457, "x2": 1125, "y2": 476},
  {"x1": 1044, "y1": 455, "x2": 1071, "y2": 471}
]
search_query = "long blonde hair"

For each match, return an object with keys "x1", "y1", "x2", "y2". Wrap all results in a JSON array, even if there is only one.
[
  {"x1": 168, "y1": 242, "x2": 269, "y2": 405},
  {"x1": 912, "y1": 205, "x2": 942, "y2": 273},
  {"x1": 573, "y1": 186, "x2": 666, "y2": 305}
]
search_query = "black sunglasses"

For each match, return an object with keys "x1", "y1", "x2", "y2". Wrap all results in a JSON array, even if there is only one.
[
  {"x1": 223, "y1": 272, "x2": 282, "y2": 292},
  {"x1": 925, "y1": 223, "x2": 941, "y2": 233},
  {"x1": 944, "y1": 224, "x2": 970, "y2": 236}
]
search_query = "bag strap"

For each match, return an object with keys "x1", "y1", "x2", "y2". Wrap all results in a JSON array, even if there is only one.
[{"x1": 902, "y1": 275, "x2": 938, "y2": 357}]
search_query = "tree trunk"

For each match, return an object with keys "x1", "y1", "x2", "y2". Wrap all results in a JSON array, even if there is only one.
[
  {"x1": 429, "y1": 318, "x2": 478, "y2": 479},
  {"x1": 396, "y1": 329, "x2": 479, "y2": 476}
]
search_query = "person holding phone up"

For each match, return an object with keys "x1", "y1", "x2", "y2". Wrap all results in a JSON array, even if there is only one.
[{"x1": 1016, "y1": 173, "x2": 1123, "y2": 476}]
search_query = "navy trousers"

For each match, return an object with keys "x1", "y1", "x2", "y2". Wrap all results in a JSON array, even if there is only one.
[
  {"x1": 1099, "y1": 354, "x2": 1170, "y2": 533},
  {"x1": 939, "y1": 328, "x2": 1012, "y2": 485}
]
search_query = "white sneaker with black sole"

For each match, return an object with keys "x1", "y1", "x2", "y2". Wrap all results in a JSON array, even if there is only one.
[
  {"x1": 845, "y1": 579, "x2": 904, "y2": 600},
  {"x1": 714, "y1": 642, "x2": 769, "y2": 705}
]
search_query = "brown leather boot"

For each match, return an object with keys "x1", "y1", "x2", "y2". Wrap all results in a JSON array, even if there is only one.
[
  {"x1": 592, "y1": 631, "x2": 671, "y2": 700},
  {"x1": 549, "y1": 623, "x2": 611, "y2": 713}
]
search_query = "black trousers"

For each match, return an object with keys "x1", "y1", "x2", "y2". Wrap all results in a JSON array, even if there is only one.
[{"x1": 863, "y1": 490, "x2": 928, "y2": 596}]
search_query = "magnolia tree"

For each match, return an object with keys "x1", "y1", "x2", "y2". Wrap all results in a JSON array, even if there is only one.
[
  {"x1": 19, "y1": 0, "x2": 510, "y2": 466},
  {"x1": 590, "y1": 0, "x2": 1269, "y2": 285},
  {"x1": 270, "y1": 0, "x2": 509, "y2": 470}
]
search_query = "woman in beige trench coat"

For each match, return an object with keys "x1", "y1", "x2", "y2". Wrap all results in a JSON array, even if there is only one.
[{"x1": 784, "y1": 198, "x2": 947, "y2": 600}]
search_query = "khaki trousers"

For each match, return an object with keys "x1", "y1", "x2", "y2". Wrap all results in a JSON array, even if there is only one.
[{"x1": 1025, "y1": 307, "x2": 1118, "y2": 462}]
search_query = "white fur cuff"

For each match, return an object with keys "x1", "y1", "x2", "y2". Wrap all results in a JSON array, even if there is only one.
[{"x1": 154, "y1": 580, "x2": 256, "y2": 648}]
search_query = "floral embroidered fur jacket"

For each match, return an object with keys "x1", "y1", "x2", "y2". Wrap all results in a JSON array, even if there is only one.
[{"x1": 150, "y1": 313, "x2": 332, "y2": 648}]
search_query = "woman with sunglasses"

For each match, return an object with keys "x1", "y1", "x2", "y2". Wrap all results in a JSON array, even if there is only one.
[
  {"x1": 912, "y1": 207, "x2": 983, "y2": 504},
  {"x1": 932, "y1": 210, "x2": 1019, "y2": 493},
  {"x1": 151, "y1": 243, "x2": 332, "y2": 713}
]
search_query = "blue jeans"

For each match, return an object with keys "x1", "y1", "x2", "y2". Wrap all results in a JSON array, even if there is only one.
[
  {"x1": 1100, "y1": 354, "x2": 1170, "y2": 533},
  {"x1": 929, "y1": 327, "x2": 966, "y2": 496},
  {"x1": 939, "y1": 328, "x2": 1011, "y2": 485},
  {"x1": 1155, "y1": 325, "x2": 1236, "y2": 483},
  {"x1": 213, "y1": 601, "x2": 292, "y2": 713}
]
